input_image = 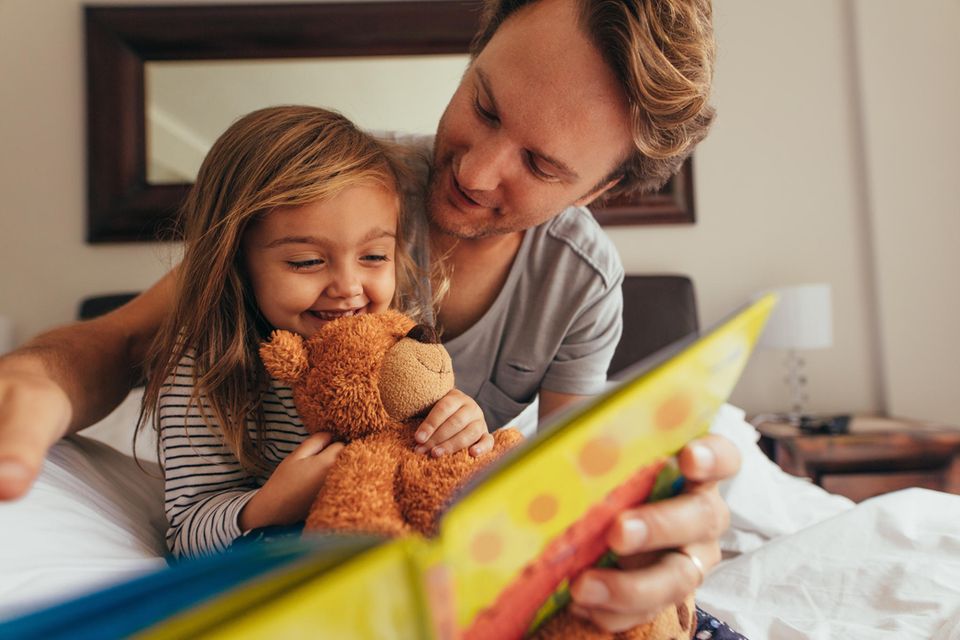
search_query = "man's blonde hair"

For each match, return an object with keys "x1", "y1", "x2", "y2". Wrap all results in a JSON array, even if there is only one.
[{"x1": 471, "y1": 0, "x2": 716, "y2": 197}]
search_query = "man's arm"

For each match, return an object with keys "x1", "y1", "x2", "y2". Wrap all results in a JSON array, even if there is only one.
[
  {"x1": 0, "y1": 269, "x2": 177, "y2": 500},
  {"x1": 538, "y1": 389, "x2": 589, "y2": 422}
]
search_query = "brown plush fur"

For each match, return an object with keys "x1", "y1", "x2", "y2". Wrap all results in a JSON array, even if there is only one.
[
  {"x1": 259, "y1": 310, "x2": 522, "y2": 538},
  {"x1": 260, "y1": 310, "x2": 693, "y2": 639}
]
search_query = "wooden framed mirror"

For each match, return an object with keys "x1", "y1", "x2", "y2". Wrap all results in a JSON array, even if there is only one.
[{"x1": 85, "y1": 1, "x2": 695, "y2": 243}]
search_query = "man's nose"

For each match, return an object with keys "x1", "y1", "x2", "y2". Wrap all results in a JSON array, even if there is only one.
[{"x1": 456, "y1": 134, "x2": 513, "y2": 194}]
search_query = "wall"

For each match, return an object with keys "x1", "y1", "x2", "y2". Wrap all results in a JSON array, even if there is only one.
[
  {"x1": 852, "y1": 0, "x2": 960, "y2": 423},
  {"x1": 0, "y1": 0, "x2": 957, "y2": 422}
]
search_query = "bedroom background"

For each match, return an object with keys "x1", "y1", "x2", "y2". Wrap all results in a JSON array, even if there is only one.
[{"x1": 0, "y1": 0, "x2": 957, "y2": 424}]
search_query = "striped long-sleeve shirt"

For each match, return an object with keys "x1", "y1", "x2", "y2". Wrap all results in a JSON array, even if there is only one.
[{"x1": 158, "y1": 353, "x2": 308, "y2": 559}]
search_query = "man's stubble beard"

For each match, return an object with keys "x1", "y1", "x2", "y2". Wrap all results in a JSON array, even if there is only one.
[{"x1": 425, "y1": 161, "x2": 507, "y2": 241}]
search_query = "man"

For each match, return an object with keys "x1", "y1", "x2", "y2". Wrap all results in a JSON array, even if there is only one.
[{"x1": 0, "y1": 0, "x2": 739, "y2": 632}]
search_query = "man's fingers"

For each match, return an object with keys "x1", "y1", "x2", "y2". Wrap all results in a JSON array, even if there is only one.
[
  {"x1": 0, "y1": 377, "x2": 72, "y2": 500},
  {"x1": 606, "y1": 484, "x2": 729, "y2": 555},
  {"x1": 568, "y1": 545, "x2": 712, "y2": 629},
  {"x1": 677, "y1": 433, "x2": 740, "y2": 483}
]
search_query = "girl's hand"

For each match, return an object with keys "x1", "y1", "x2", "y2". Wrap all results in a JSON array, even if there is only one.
[
  {"x1": 414, "y1": 388, "x2": 493, "y2": 458},
  {"x1": 239, "y1": 431, "x2": 344, "y2": 531}
]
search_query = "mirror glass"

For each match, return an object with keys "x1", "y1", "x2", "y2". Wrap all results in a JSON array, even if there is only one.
[{"x1": 146, "y1": 54, "x2": 470, "y2": 183}]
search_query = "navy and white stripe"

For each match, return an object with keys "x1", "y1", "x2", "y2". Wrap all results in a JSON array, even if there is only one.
[{"x1": 158, "y1": 353, "x2": 307, "y2": 559}]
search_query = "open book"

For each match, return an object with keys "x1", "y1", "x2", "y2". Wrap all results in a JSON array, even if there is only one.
[{"x1": 0, "y1": 295, "x2": 775, "y2": 640}]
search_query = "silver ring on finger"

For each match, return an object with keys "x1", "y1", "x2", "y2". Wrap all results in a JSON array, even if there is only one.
[{"x1": 674, "y1": 548, "x2": 706, "y2": 587}]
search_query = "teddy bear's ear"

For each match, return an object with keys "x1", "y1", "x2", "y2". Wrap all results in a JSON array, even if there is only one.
[
  {"x1": 259, "y1": 330, "x2": 308, "y2": 384},
  {"x1": 381, "y1": 309, "x2": 417, "y2": 337}
]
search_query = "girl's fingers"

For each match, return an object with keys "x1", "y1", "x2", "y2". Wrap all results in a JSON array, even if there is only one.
[
  {"x1": 420, "y1": 407, "x2": 474, "y2": 452},
  {"x1": 313, "y1": 441, "x2": 345, "y2": 465},
  {"x1": 430, "y1": 419, "x2": 487, "y2": 457},
  {"x1": 416, "y1": 394, "x2": 462, "y2": 447},
  {"x1": 468, "y1": 432, "x2": 495, "y2": 457},
  {"x1": 290, "y1": 431, "x2": 334, "y2": 458}
]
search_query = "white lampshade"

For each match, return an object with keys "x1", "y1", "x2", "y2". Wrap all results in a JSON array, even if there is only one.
[{"x1": 758, "y1": 284, "x2": 833, "y2": 350}]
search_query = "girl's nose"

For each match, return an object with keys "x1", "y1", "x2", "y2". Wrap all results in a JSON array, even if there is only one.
[{"x1": 326, "y1": 266, "x2": 363, "y2": 299}]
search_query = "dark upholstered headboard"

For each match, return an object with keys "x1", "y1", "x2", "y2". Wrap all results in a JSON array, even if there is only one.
[
  {"x1": 78, "y1": 293, "x2": 139, "y2": 320},
  {"x1": 79, "y1": 275, "x2": 699, "y2": 380},
  {"x1": 607, "y1": 275, "x2": 699, "y2": 379}
]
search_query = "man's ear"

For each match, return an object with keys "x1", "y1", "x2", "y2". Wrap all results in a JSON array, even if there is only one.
[{"x1": 573, "y1": 175, "x2": 623, "y2": 207}]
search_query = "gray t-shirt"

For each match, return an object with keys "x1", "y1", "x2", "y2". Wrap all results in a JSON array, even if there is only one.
[{"x1": 391, "y1": 134, "x2": 625, "y2": 430}]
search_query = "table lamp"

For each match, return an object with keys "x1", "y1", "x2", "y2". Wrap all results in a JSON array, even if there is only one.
[{"x1": 758, "y1": 284, "x2": 833, "y2": 424}]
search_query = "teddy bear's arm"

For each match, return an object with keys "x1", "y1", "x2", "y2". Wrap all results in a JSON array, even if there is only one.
[
  {"x1": 305, "y1": 435, "x2": 411, "y2": 539},
  {"x1": 397, "y1": 428, "x2": 524, "y2": 537}
]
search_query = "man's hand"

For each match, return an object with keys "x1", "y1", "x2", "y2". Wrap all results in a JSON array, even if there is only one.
[
  {"x1": 0, "y1": 270, "x2": 177, "y2": 502},
  {"x1": 566, "y1": 434, "x2": 740, "y2": 632},
  {"x1": 414, "y1": 388, "x2": 494, "y2": 458},
  {"x1": 0, "y1": 366, "x2": 73, "y2": 500},
  {"x1": 239, "y1": 432, "x2": 345, "y2": 531}
]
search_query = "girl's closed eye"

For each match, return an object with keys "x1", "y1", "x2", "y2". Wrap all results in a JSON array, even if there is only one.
[
  {"x1": 287, "y1": 258, "x2": 325, "y2": 270},
  {"x1": 361, "y1": 253, "x2": 390, "y2": 263}
]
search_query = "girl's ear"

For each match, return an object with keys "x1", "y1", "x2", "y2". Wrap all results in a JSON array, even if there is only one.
[{"x1": 260, "y1": 330, "x2": 308, "y2": 384}]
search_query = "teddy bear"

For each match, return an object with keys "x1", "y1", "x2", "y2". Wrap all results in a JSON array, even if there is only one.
[
  {"x1": 259, "y1": 310, "x2": 523, "y2": 538},
  {"x1": 260, "y1": 310, "x2": 695, "y2": 640}
]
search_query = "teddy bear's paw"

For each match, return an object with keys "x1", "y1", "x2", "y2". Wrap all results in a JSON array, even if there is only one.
[
  {"x1": 305, "y1": 509, "x2": 410, "y2": 539},
  {"x1": 396, "y1": 449, "x2": 482, "y2": 536}
]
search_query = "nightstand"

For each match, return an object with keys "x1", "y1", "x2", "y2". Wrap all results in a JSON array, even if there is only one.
[{"x1": 755, "y1": 415, "x2": 960, "y2": 502}]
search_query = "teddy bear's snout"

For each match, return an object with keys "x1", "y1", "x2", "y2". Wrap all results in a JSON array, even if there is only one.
[{"x1": 378, "y1": 336, "x2": 455, "y2": 421}]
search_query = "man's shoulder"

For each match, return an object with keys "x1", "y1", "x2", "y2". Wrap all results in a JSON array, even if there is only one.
[{"x1": 533, "y1": 206, "x2": 623, "y2": 290}]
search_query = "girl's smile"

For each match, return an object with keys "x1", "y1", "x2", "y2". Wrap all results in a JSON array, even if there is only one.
[{"x1": 243, "y1": 182, "x2": 400, "y2": 338}]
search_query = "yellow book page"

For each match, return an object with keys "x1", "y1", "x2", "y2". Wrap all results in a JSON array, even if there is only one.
[
  {"x1": 438, "y1": 294, "x2": 775, "y2": 634},
  {"x1": 139, "y1": 538, "x2": 433, "y2": 640}
]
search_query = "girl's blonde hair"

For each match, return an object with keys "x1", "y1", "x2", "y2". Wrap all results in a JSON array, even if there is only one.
[{"x1": 140, "y1": 105, "x2": 421, "y2": 473}]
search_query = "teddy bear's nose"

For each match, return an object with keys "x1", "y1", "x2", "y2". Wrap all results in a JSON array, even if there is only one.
[{"x1": 406, "y1": 324, "x2": 439, "y2": 344}]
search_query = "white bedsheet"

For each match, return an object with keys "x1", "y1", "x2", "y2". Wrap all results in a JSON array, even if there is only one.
[
  {"x1": 1, "y1": 400, "x2": 958, "y2": 639},
  {"x1": 699, "y1": 488, "x2": 960, "y2": 639}
]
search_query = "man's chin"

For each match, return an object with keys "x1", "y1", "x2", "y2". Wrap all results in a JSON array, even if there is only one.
[{"x1": 427, "y1": 196, "x2": 498, "y2": 240}]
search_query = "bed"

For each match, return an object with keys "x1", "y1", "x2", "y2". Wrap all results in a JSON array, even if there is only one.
[
  {"x1": 1, "y1": 396, "x2": 958, "y2": 638},
  {"x1": 2, "y1": 279, "x2": 959, "y2": 637}
]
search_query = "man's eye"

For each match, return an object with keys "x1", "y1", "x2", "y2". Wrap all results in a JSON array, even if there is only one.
[
  {"x1": 473, "y1": 94, "x2": 498, "y2": 124},
  {"x1": 287, "y1": 259, "x2": 323, "y2": 270},
  {"x1": 526, "y1": 153, "x2": 559, "y2": 182}
]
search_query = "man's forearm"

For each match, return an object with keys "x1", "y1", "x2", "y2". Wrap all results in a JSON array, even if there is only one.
[
  {"x1": 2, "y1": 266, "x2": 175, "y2": 433},
  {"x1": 0, "y1": 318, "x2": 141, "y2": 435}
]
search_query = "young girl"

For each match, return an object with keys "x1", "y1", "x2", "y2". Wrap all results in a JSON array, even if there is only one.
[{"x1": 140, "y1": 106, "x2": 492, "y2": 559}]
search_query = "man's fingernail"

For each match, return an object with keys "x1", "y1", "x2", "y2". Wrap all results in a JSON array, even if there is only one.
[
  {"x1": 690, "y1": 443, "x2": 716, "y2": 470},
  {"x1": 415, "y1": 431, "x2": 428, "y2": 443},
  {"x1": 414, "y1": 446, "x2": 427, "y2": 455},
  {"x1": 576, "y1": 578, "x2": 610, "y2": 605},
  {"x1": 621, "y1": 518, "x2": 648, "y2": 548},
  {"x1": 432, "y1": 447, "x2": 445, "y2": 457}
]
